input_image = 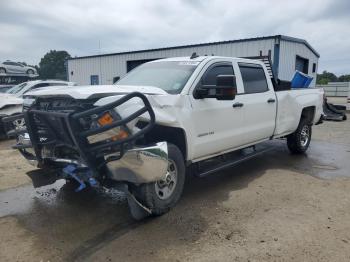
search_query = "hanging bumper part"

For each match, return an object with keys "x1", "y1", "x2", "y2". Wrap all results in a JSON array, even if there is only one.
[{"x1": 106, "y1": 142, "x2": 168, "y2": 184}]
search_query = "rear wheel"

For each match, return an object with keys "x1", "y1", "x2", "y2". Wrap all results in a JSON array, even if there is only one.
[
  {"x1": 0, "y1": 68, "x2": 6, "y2": 74},
  {"x1": 287, "y1": 118, "x2": 312, "y2": 154},
  {"x1": 131, "y1": 143, "x2": 186, "y2": 216}
]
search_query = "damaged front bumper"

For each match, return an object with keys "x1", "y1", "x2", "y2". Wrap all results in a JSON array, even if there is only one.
[
  {"x1": 3, "y1": 92, "x2": 168, "y2": 184},
  {"x1": 13, "y1": 132, "x2": 169, "y2": 184},
  {"x1": 107, "y1": 142, "x2": 168, "y2": 183}
]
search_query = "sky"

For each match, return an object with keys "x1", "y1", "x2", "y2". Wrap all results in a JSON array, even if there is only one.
[{"x1": 0, "y1": 0, "x2": 349, "y2": 75}]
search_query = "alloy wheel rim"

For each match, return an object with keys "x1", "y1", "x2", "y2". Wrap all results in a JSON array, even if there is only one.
[
  {"x1": 155, "y1": 159, "x2": 178, "y2": 200},
  {"x1": 300, "y1": 125, "x2": 310, "y2": 147}
]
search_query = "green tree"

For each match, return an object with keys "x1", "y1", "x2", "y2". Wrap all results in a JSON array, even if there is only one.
[
  {"x1": 338, "y1": 74, "x2": 350, "y2": 82},
  {"x1": 39, "y1": 50, "x2": 71, "y2": 80},
  {"x1": 316, "y1": 71, "x2": 338, "y2": 85}
]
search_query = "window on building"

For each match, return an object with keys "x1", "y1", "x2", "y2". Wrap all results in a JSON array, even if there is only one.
[
  {"x1": 113, "y1": 76, "x2": 120, "y2": 83},
  {"x1": 295, "y1": 55, "x2": 309, "y2": 74},
  {"x1": 312, "y1": 63, "x2": 316, "y2": 73},
  {"x1": 90, "y1": 75, "x2": 99, "y2": 85},
  {"x1": 201, "y1": 64, "x2": 234, "y2": 87},
  {"x1": 238, "y1": 63, "x2": 268, "y2": 94}
]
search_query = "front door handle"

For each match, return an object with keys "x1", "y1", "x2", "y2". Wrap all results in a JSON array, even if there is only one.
[
  {"x1": 232, "y1": 102, "x2": 244, "y2": 108},
  {"x1": 267, "y1": 98, "x2": 276, "y2": 103}
]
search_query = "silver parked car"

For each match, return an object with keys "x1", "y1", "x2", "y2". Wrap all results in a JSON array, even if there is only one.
[{"x1": 0, "y1": 61, "x2": 37, "y2": 75}]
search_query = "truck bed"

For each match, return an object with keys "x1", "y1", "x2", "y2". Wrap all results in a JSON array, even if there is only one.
[{"x1": 274, "y1": 88, "x2": 324, "y2": 137}]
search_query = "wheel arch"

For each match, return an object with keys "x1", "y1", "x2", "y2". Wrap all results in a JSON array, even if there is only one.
[
  {"x1": 143, "y1": 124, "x2": 188, "y2": 161},
  {"x1": 300, "y1": 106, "x2": 316, "y2": 125}
]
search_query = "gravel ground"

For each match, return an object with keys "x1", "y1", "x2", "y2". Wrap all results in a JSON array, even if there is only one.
[{"x1": 0, "y1": 116, "x2": 349, "y2": 262}]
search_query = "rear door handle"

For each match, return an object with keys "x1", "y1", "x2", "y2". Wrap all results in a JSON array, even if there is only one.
[
  {"x1": 232, "y1": 102, "x2": 244, "y2": 108},
  {"x1": 267, "y1": 98, "x2": 276, "y2": 103}
]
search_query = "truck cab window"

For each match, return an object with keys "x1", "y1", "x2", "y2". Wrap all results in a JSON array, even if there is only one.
[
  {"x1": 202, "y1": 65, "x2": 234, "y2": 87},
  {"x1": 238, "y1": 63, "x2": 268, "y2": 94}
]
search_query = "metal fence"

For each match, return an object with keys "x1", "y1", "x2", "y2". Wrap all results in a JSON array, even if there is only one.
[{"x1": 316, "y1": 82, "x2": 350, "y2": 97}]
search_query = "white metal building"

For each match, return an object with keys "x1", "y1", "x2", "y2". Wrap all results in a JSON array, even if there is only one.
[{"x1": 67, "y1": 35, "x2": 319, "y2": 86}]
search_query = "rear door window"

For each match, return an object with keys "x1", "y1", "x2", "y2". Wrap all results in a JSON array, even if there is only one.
[{"x1": 238, "y1": 63, "x2": 269, "y2": 94}]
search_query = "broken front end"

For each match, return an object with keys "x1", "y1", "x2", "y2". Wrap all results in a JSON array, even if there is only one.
[{"x1": 4, "y1": 92, "x2": 169, "y2": 219}]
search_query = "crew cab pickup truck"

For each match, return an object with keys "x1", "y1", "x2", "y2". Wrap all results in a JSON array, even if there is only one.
[{"x1": 5, "y1": 56, "x2": 324, "y2": 219}]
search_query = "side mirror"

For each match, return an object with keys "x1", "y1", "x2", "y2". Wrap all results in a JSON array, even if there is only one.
[
  {"x1": 194, "y1": 75, "x2": 237, "y2": 100},
  {"x1": 215, "y1": 75, "x2": 237, "y2": 100}
]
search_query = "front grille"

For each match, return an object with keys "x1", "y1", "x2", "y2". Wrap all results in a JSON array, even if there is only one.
[
  {"x1": 27, "y1": 98, "x2": 97, "y2": 145},
  {"x1": 37, "y1": 98, "x2": 96, "y2": 112}
]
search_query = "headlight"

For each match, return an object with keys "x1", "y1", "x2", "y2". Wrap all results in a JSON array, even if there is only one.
[{"x1": 87, "y1": 111, "x2": 129, "y2": 144}]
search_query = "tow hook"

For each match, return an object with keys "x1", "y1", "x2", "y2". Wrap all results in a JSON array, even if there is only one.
[{"x1": 62, "y1": 164, "x2": 99, "y2": 192}]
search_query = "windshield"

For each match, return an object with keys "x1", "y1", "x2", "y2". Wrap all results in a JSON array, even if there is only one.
[
  {"x1": 116, "y1": 61, "x2": 198, "y2": 94},
  {"x1": 6, "y1": 82, "x2": 28, "y2": 95}
]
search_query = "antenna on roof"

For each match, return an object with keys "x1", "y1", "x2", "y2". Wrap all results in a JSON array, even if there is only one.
[{"x1": 190, "y1": 52, "x2": 199, "y2": 59}]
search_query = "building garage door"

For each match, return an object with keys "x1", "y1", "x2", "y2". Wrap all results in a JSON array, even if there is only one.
[
  {"x1": 295, "y1": 55, "x2": 309, "y2": 74},
  {"x1": 126, "y1": 58, "x2": 161, "y2": 72}
]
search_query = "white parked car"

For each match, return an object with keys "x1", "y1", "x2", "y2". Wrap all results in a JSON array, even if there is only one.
[
  {"x1": 7, "y1": 56, "x2": 324, "y2": 219},
  {"x1": 0, "y1": 61, "x2": 37, "y2": 75},
  {"x1": 0, "y1": 80, "x2": 76, "y2": 137}
]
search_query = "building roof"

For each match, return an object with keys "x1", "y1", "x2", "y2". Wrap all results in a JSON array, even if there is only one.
[{"x1": 68, "y1": 34, "x2": 320, "y2": 61}]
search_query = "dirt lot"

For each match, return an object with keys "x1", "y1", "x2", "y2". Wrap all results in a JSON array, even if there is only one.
[{"x1": 0, "y1": 117, "x2": 350, "y2": 262}]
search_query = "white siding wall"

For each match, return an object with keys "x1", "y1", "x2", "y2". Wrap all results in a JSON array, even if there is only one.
[
  {"x1": 68, "y1": 39, "x2": 275, "y2": 85},
  {"x1": 278, "y1": 40, "x2": 319, "y2": 86}
]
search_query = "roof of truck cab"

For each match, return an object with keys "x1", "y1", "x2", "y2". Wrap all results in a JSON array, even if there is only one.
[
  {"x1": 152, "y1": 56, "x2": 264, "y2": 63},
  {"x1": 153, "y1": 56, "x2": 208, "y2": 62}
]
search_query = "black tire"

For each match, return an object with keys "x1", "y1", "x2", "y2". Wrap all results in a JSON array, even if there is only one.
[
  {"x1": 0, "y1": 68, "x2": 6, "y2": 74},
  {"x1": 27, "y1": 69, "x2": 34, "y2": 75},
  {"x1": 131, "y1": 143, "x2": 186, "y2": 216},
  {"x1": 287, "y1": 118, "x2": 312, "y2": 154}
]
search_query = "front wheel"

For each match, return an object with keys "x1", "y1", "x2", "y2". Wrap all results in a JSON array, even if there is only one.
[
  {"x1": 27, "y1": 69, "x2": 34, "y2": 75},
  {"x1": 287, "y1": 118, "x2": 312, "y2": 154},
  {"x1": 131, "y1": 143, "x2": 186, "y2": 216}
]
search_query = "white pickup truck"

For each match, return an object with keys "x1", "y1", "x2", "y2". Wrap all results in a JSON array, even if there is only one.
[{"x1": 6, "y1": 56, "x2": 324, "y2": 219}]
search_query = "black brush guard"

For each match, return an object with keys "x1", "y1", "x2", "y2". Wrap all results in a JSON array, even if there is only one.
[{"x1": 3, "y1": 92, "x2": 156, "y2": 173}]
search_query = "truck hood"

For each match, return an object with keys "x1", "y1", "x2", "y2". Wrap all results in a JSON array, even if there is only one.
[
  {"x1": 0, "y1": 93, "x2": 23, "y2": 109},
  {"x1": 95, "y1": 92, "x2": 188, "y2": 128},
  {"x1": 24, "y1": 84, "x2": 185, "y2": 128},
  {"x1": 25, "y1": 85, "x2": 168, "y2": 99}
]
